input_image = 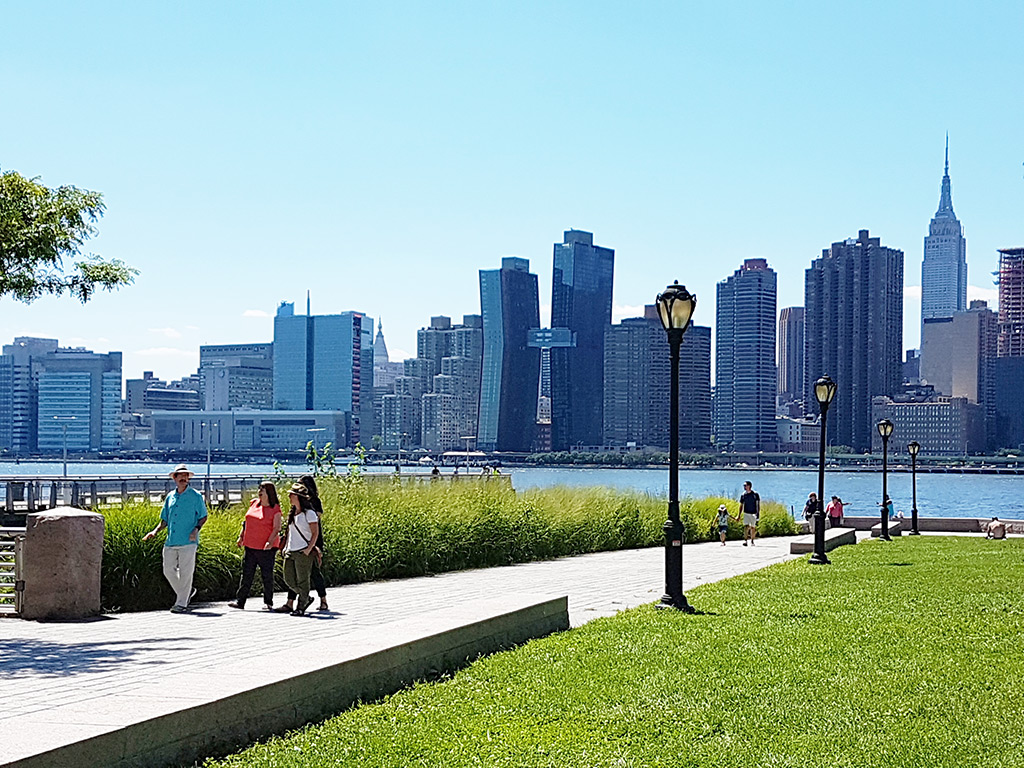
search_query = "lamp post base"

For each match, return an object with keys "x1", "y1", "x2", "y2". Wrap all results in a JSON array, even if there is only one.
[
  {"x1": 657, "y1": 594, "x2": 695, "y2": 613},
  {"x1": 808, "y1": 552, "x2": 831, "y2": 565}
]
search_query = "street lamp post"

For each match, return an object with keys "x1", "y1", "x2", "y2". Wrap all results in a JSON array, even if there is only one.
[
  {"x1": 810, "y1": 375, "x2": 837, "y2": 565},
  {"x1": 53, "y1": 416, "x2": 77, "y2": 479},
  {"x1": 655, "y1": 281, "x2": 697, "y2": 613},
  {"x1": 877, "y1": 418, "x2": 894, "y2": 541},
  {"x1": 397, "y1": 432, "x2": 409, "y2": 473},
  {"x1": 908, "y1": 440, "x2": 921, "y2": 535},
  {"x1": 459, "y1": 435, "x2": 475, "y2": 475},
  {"x1": 202, "y1": 420, "x2": 220, "y2": 505}
]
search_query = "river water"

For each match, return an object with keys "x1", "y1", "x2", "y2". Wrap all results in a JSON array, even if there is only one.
[{"x1": 0, "y1": 461, "x2": 1018, "y2": 519}]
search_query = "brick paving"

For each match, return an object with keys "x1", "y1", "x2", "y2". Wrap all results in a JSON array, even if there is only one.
[{"x1": 0, "y1": 535, "x2": 799, "y2": 762}]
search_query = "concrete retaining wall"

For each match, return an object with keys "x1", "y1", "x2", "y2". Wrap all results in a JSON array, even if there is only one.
[{"x1": 843, "y1": 516, "x2": 1024, "y2": 533}]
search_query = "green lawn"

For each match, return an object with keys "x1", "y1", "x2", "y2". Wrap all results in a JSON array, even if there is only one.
[{"x1": 207, "y1": 537, "x2": 1024, "y2": 767}]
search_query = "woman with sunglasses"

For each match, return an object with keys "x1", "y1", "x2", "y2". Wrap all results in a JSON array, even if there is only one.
[{"x1": 228, "y1": 481, "x2": 282, "y2": 611}]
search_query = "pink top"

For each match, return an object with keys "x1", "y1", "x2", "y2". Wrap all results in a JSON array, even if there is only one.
[
  {"x1": 826, "y1": 500, "x2": 843, "y2": 518},
  {"x1": 241, "y1": 499, "x2": 282, "y2": 549}
]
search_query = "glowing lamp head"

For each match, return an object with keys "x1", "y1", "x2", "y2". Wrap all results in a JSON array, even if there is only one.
[{"x1": 656, "y1": 282, "x2": 697, "y2": 332}]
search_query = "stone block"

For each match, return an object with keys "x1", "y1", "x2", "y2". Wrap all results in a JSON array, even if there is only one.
[
  {"x1": 21, "y1": 506, "x2": 104, "y2": 620},
  {"x1": 870, "y1": 519, "x2": 902, "y2": 538},
  {"x1": 789, "y1": 527, "x2": 857, "y2": 554}
]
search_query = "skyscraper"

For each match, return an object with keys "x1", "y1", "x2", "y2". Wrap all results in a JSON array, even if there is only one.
[
  {"x1": 35, "y1": 348, "x2": 122, "y2": 453},
  {"x1": 419, "y1": 315, "x2": 483, "y2": 451},
  {"x1": 921, "y1": 137, "x2": 967, "y2": 325},
  {"x1": 778, "y1": 307, "x2": 805, "y2": 404},
  {"x1": 995, "y1": 246, "x2": 1024, "y2": 448},
  {"x1": 997, "y1": 247, "x2": 1024, "y2": 357},
  {"x1": 920, "y1": 300, "x2": 998, "y2": 447},
  {"x1": 478, "y1": 257, "x2": 540, "y2": 452},
  {"x1": 0, "y1": 337, "x2": 58, "y2": 453},
  {"x1": 272, "y1": 301, "x2": 374, "y2": 447},
  {"x1": 715, "y1": 259, "x2": 778, "y2": 452},
  {"x1": 549, "y1": 230, "x2": 614, "y2": 450},
  {"x1": 805, "y1": 230, "x2": 904, "y2": 452},
  {"x1": 603, "y1": 307, "x2": 711, "y2": 450},
  {"x1": 198, "y1": 343, "x2": 273, "y2": 411}
]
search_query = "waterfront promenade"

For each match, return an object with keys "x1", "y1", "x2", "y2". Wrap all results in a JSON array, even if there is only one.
[{"x1": 1, "y1": 535, "x2": 800, "y2": 767}]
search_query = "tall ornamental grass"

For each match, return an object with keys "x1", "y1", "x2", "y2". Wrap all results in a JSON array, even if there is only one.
[{"x1": 101, "y1": 479, "x2": 796, "y2": 612}]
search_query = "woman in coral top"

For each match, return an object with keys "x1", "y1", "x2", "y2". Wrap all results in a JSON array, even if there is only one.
[{"x1": 228, "y1": 482, "x2": 282, "y2": 611}]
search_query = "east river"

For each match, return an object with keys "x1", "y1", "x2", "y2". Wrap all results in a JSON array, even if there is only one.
[{"x1": 0, "y1": 461, "x2": 1019, "y2": 519}]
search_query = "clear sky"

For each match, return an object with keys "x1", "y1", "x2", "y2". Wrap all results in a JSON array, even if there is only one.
[{"x1": 2, "y1": 1, "x2": 1021, "y2": 383}]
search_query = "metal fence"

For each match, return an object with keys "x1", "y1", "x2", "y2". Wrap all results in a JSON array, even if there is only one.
[{"x1": 0, "y1": 527, "x2": 25, "y2": 617}]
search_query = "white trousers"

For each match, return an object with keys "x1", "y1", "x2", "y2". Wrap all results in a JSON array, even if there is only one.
[{"x1": 162, "y1": 544, "x2": 198, "y2": 607}]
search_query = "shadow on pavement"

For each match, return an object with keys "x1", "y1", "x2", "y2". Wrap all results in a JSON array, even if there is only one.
[{"x1": 0, "y1": 637, "x2": 201, "y2": 677}]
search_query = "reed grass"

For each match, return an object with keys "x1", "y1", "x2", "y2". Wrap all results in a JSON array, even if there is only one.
[{"x1": 101, "y1": 479, "x2": 797, "y2": 612}]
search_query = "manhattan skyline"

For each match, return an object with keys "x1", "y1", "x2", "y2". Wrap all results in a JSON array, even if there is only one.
[{"x1": 2, "y1": 2, "x2": 1020, "y2": 383}]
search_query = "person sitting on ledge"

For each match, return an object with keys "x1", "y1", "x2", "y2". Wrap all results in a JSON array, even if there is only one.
[{"x1": 985, "y1": 517, "x2": 1006, "y2": 540}]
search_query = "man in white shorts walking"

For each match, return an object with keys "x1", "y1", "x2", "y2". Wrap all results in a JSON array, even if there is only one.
[{"x1": 739, "y1": 480, "x2": 760, "y2": 546}]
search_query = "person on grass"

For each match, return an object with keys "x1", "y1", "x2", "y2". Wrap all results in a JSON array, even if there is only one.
[
  {"x1": 143, "y1": 464, "x2": 207, "y2": 613},
  {"x1": 228, "y1": 482, "x2": 282, "y2": 611},
  {"x1": 274, "y1": 474, "x2": 329, "y2": 613},
  {"x1": 276, "y1": 483, "x2": 320, "y2": 616},
  {"x1": 739, "y1": 480, "x2": 760, "y2": 546}
]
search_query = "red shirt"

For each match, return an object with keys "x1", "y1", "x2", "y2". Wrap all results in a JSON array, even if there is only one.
[
  {"x1": 242, "y1": 499, "x2": 281, "y2": 549},
  {"x1": 826, "y1": 500, "x2": 844, "y2": 518}
]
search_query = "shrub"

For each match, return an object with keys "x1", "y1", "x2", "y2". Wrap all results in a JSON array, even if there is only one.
[{"x1": 99, "y1": 480, "x2": 796, "y2": 612}]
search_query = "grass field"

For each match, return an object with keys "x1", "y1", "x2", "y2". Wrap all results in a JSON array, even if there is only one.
[
  {"x1": 205, "y1": 536, "x2": 1024, "y2": 768},
  {"x1": 101, "y1": 479, "x2": 797, "y2": 612}
]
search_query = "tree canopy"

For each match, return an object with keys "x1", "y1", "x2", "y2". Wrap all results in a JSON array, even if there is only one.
[{"x1": 0, "y1": 169, "x2": 138, "y2": 303}]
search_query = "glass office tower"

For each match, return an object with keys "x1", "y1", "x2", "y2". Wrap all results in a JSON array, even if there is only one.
[
  {"x1": 549, "y1": 230, "x2": 614, "y2": 450},
  {"x1": 478, "y1": 257, "x2": 540, "y2": 452}
]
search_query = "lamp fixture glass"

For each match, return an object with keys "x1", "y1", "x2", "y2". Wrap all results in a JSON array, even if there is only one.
[
  {"x1": 908, "y1": 440, "x2": 920, "y2": 457},
  {"x1": 877, "y1": 419, "x2": 894, "y2": 439},
  {"x1": 813, "y1": 375, "x2": 837, "y2": 406},
  {"x1": 656, "y1": 282, "x2": 697, "y2": 332}
]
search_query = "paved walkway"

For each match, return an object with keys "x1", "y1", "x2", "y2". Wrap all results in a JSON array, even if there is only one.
[{"x1": 0, "y1": 536, "x2": 799, "y2": 763}]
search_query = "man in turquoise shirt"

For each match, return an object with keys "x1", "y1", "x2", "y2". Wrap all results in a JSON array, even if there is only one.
[{"x1": 143, "y1": 464, "x2": 208, "y2": 613}]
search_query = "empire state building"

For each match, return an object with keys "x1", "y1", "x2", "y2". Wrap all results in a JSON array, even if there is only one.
[{"x1": 921, "y1": 136, "x2": 968, "y2": 324}]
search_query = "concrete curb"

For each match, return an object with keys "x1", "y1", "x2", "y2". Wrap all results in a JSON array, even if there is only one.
[{"x1": 2, "y1": 594, "x2": 568, "y2": 768}]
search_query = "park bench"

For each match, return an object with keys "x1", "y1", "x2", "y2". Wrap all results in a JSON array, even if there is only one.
[{"x1": 789, "y1": 526, "x2": 857, "y2": 555}]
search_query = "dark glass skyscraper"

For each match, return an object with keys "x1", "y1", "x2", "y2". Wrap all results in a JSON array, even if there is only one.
[
  {"x1": 805, "y1": 230, "x2": 903, "y2": 452},
  {"x1": 549, "y1": 230, "x2": 614, "y2": 450},
  {"x1": 715, "y1": 259, "x2": 778, "y2": 452},
  {"x1": 478, "y1": 257, "x2": 541, "y2": 452}
]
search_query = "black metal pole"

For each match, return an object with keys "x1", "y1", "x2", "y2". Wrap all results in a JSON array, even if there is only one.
[
  {"x1": 810, "y1": 406, "x2": 830, "y2": 564},
  {"x1": 660, "y1": 329, "x2": 693, "y2": 612},
  {"x1": 910, "y1": 452, "x2": 920, "y2": 535},
  {"x1": 880, "y1": 436, "x2": 891, "y2": 541}
]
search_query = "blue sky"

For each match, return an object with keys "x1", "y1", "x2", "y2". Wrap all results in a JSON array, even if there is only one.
[{"x1": 2, "y1": 1, "x2": 1021, "y2": 382}]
